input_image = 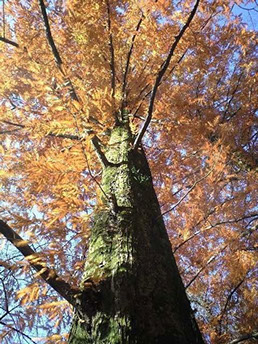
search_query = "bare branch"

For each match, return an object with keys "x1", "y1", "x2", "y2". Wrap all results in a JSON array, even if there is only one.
[
  {"x1": 121, "y1": 13, "x2": 144, "y2": 115},
  {"x1": 0, "y1": 220, "x2": 79, "y2": 306},
  {"x1": 0, "y1": 321, "x2": 37, "y2": 344},
  {"x1": 0, "y1": 128, "x2": 21, "y2": 135},
  {"x1": 38, "y1": 0, "x2": 79, "y2": 101},
  {"x1": 133, "y1": 0, "x2": 200, "y2": 149},
  {"x1": 1, "y1": 120, "x2": 24, "y2": 128},
  {"x1": 0, "y1": 36, "x2": 19, "y2": 47},
  {"x1": 106, "y1": 0, "x2": 116, "y2": 99},
  {"x1": 91, "y1": 134, "x2": 110, "y2": 167},
  {"x1": 38, "y1": 0, "x2": 62, "y2": 66},
  {"x1": 0, "y1": 278, "x2": 9, "y2": 312},
  {"x1": 2, "y1": 0, "x2": 5, "y2": 37},
  {"x1": 47, "y1": 132, "x2": 81, "y2": 140},
  {"x1": 0, "y1": 120, "x2": 81, "y2": 140},
  {"x1": 174, "y1": 213, "x2": 258, "y2": 253},
  {"x1": 79, "y1": 138, "x2": 110, "y2": 202},
  {"x1": 0, "y1": 306, "x2": 20, "y2": 322},
  {"x1": 236, "y1": 3, "x2": 258, "y2": 13},
  {"x1": 222, "y1": 72, "x2": 243, "y2": 121},
  {"x1": 184, "y1": 222, "x2": 256, "y2": 289},
  {"x1": 158, "y1": 166, "x2": 213, "y2": 219},
  {"x1": 229, "y1": 330, "x2": 258, "y2": 344},
  {"x1": 218, "y1": 277, "x2": 246, "y2": 335},
  {"x1": 185, "y1": 244, "x2": 228, "y2": 290}
]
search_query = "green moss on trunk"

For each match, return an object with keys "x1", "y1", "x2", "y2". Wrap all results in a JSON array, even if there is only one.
[{"x1": 68, "y1": 122, "x2": 204, "y2": 344}]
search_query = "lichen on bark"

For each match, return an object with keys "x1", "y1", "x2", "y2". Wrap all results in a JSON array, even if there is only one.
[{"x1": 68, "y1": 120, "x2": 204, "y2": 344}]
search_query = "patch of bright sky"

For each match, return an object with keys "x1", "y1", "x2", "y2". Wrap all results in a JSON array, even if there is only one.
[{"x1": 232, "y1": 2, "x2": 258, "y2": 30}]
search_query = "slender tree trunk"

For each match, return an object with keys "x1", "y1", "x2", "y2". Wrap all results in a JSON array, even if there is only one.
[{"x1": 68, "y1": 119, "x2": 204, "y2": 344}]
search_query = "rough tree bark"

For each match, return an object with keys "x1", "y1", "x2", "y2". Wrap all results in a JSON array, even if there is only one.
[{"x1": 68, "y1": 116, "x2": 204, "y2": 344}]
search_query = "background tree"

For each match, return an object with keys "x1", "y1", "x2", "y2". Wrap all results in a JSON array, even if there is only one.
[{"x1": 0, "y1": 0, "x2": 257, "y2": 343}]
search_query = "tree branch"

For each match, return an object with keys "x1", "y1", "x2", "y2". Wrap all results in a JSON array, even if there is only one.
[
  {"x1": 38, "y1": 0, "x2": 62, "y2": 66},
  {"x1": 218, "y1": 277, "x2": 246, "y2": 335},
  {"x1": 229, "y1": 330, "x2": 258, "y2": 344},
  {"x1": 0, "y1": 120, "x2": 81, "y2": 140},
  {"x1": 121, "y1": 13, "x2": 144, "y2": 115},
  {"x1": 38, "y1": 0, "x2": 79, "y2": 101},
  {"x1": 2, "y1": 0, "x2": 6, "y2": 38},
  {"x1": 0, "y1": 36, "x2": 19, "y2": 47},
  {"x1": 133, "y1": 0, "x2": 200, "y2": 149},
  {"x1": 174, "y1": 213, "x2": 258, "y2": 253},
  {"x1": 185, "y1": 244, "x2": 228, "y2": 289},
  {"x1": 106, "y1": 0, "x2": 116, "y2": 99},
  {"x1": 184, "y1": 220, "x2": 256, "y2": 289},
  {"x1": 0, "y1": 128, "x2": 21, "y2": 135},
  {"x1": 91, "y1": 134, "x2": 109, "y2": 167},
  {"x1": 0, "y1": 321, "x2": 38, "y2": 344},
  {"x1": 158, "y1": 166, "x2": 213, "y2": 219},
  {"x1": 0, "y1": 220, "x2": 79, "y2": 307}
]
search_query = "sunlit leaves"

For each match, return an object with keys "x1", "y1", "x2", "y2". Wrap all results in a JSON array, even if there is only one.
[{"x1": 0, "y1": 0, "x2": 257, "y2": 343}]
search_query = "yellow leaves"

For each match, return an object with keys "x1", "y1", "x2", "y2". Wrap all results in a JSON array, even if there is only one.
[
  {"x1": 233, "y1": 251, "x2": 256, "y2": 273},
  {"x1": 34, "y1": 267, "x2": 48, "y2": 278},
  {"x1": 0, "y1": 145, "x2": 5, "y2": 154},
  {"x1": 17, "y1": 283, "x2": 40, "y2": 305},
  {"x1": 0, "y1": 1, "x2": 256, "y2": 342},
  {"x1": 47, "y1": 334, "x2": 63, "y2": 342},
  {"x1": 0, "y1": 169, "x2": 8, "y2": 178},
  {"x1": 45, "y1": 215, "x2": 61, "y2": 228},
  {"x1": 15, "y1": 239, "x2": 29, "y2": 247},
  {"x1": 54, "y1": 105, "x2": 66, "y2": 112},
  {"x1": 39, "y1": 301, "x2": 68, "y2": 310}
]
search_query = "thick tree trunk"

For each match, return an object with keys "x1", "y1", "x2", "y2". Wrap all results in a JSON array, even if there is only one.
[{"x1": 68, "y1": 120, "x2": 204, "y2": 344}]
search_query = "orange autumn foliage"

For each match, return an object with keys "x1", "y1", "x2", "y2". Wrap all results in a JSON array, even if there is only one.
[{"x1": 0, "y1": 0, "x2": 257, "y2": 343}]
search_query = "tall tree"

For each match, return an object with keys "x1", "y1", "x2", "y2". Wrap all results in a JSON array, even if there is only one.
[{"x1": 0, "y1": 0, "x2": 257, "y2": 343}]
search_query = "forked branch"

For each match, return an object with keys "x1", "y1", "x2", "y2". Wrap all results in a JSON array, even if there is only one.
[{"x1": 133, "y1": 0, "x2": 200, "y2": 149}]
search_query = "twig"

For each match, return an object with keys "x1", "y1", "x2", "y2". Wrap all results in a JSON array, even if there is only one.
[
  {"x1": 174, "y1": 213, "x2": 258, "y2": 253},
  {"x1": 185, "y1": 244, "x2": 228, "y2": 289},
  {"x1": 1, "y1": 120, "x2": 24, "y2": 128},
  {"x1": 0, "y1": 321, "x2": 37, "y2": 344},
  {"x1": 218, "y1": 277, "x2": 246, "y2": 335},
  {"x1": 0, "y1": 128, "x2": 21, "y2": 135},
  {"x1": 158, "y1": 167, "x2": 213, "y2": 219},
  {"x1": 70, "y1": 113, "x2": 110, "y2": 201},
  {"x1": 0, "y1": 305, "x2": 20, "y2": 322},
  {"x1": 133, "y1": 0, "x2": 200, "y2": 149},
  {"x1": 0, "y1": 278, "x2": 8, "y2": 312},
  {"x1": 0, "y1": 120, "x2": 81, "y2": 140},
  {"x1": 228, "y1": 330, "x2": 258, "y2": 344}
]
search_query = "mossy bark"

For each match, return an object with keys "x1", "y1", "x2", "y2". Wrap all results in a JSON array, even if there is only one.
[{"x1": 68, "y1": 121, "x2": 204, "y2": 344}]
